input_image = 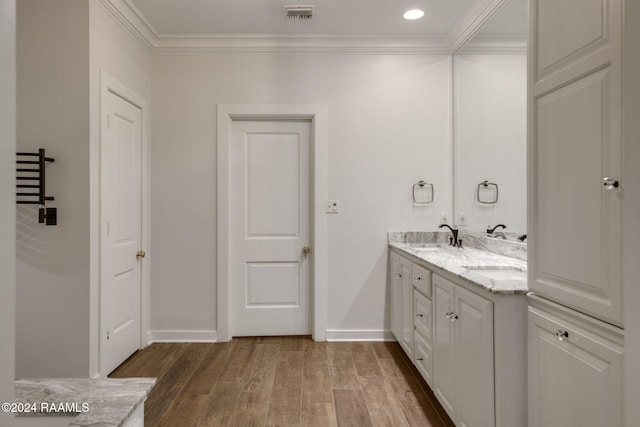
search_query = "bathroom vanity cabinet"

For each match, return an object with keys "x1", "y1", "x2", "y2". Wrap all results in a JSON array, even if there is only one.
[{"x1": 389, "y1": 246, "x2": 526, "y2": 427}]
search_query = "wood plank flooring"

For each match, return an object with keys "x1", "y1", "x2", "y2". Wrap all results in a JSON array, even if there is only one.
[{"x1": 109, "y1": 337, "x2": 455, "y2": 427}]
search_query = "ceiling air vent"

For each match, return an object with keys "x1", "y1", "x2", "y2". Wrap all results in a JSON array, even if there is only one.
[{"x1": 283, "y1": 5, "x2": 314, "y2": 21}]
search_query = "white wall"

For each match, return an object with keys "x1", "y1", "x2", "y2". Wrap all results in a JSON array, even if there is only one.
[
  {"x1": 89, "y1": 0, "x2": 151, "y2": 376},
  {"x1": 15, "y1": 0, "x2": 151, "y2": 378},
  {"x1": 454, "y1": 53, "x2": 527, "y2": 234},
  {"x1": 150, "y1": 53, "x2": 452, "y2": 338},
  {"x1": 0, "y1": 0, "x2": 16, "y2": 423},
  {"x1": 16, "y1": 0, "x2": 91, "y2": 378}
]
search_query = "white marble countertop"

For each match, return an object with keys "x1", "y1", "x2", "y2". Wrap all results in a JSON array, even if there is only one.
[
  {"x1": 389, "y1": 240, "x2": 528, "y2": 295},
  {"x1": 14, "y1": 377, "x2": 156, "y2": 427}
]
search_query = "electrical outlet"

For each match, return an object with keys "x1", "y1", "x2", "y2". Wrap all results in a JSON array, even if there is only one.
[
  {"x1": 440, "y1": 212, "x2": 448, "y2": 224},
  {"x1": 325, "y1": 200, "x2": 340, "y2": 213},
  {"x1": 459, "y1": 212, "x2": 467, "y2": 226}
]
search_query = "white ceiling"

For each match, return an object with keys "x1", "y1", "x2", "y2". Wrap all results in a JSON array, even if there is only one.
[
  {"x1": 127, "y1": 0, "x2": 476, "y2": 36},
  {"x1": 478, "y1": 0, "x2": 527, "y2": 35}
]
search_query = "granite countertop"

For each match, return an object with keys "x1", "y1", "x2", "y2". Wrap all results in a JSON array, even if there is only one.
[
  {"x1": 389, "y1": 232, "x2": 528, "y2": 295},
  {"x1": 14, "y1": 377, "x2": 156, "y2": 427}
]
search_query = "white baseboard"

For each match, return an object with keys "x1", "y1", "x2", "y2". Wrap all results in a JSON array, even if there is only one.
[
  {"x1": 325, "y1": 329, "x2": 395, "y2": 342},
  {"x1": 148, "y1": 330, "x2": 218, "y2": 343}
]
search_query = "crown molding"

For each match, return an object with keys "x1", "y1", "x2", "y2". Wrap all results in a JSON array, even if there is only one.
[
  {"x1": 447, "y1": 0, "x2": 508, "y2": 52},
  {"x1": 151, "y1": 35, "x2": 452, "y2": 55},
  {"x1": 96, "y1": 0, "x2": 156, "y2": 51},
  {"x1": 456, "y1": 34, "x2": 527, "y2": 54}
]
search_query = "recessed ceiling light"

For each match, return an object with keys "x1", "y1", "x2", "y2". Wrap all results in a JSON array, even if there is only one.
[{"x1": 403, "y1": 9, "x2": 425, "y2": 20}]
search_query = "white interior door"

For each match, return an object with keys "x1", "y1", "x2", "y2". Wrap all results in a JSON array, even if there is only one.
[
  {"x1": 230, "y1": 119, "x2": 311, "y2": 336},
  {"x1": 100, "y1": 90, "x2": 142, "y2": 375}
]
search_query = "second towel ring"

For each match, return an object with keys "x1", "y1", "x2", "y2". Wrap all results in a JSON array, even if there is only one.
[{"x1": 477, "y1": 180, "x2": 499, "y2": 204}]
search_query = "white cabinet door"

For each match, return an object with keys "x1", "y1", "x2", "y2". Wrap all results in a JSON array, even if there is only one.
[
  {"x1": 528, "y1": 0, "x2": 623, "y2": 325},
  {"x1": 400, "y1": 256, "x2": 414, "y2": 357},
  {"x1": 390, "y1": 252, "x2": 401, "y2": 342},
  {"x1": 528, "y1": 302, "x2": 623, "y2": 427},
  {"x1": 456, "y1": 286, "x2": 494, "y2": 427},
  {"x1": 434, "y1": 274, "x2": 495, "y2": 426},
  {"x1": 433, "y1": 275, "x2": 457, "y2": 420}
]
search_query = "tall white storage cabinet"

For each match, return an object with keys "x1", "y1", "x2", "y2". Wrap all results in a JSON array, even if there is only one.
[
  {"x1": 528, "y1": 0, "x2": 623, "y2": 326},
  {"x1": 527, "y1": 0, "x2": 636, "y2": 425}
]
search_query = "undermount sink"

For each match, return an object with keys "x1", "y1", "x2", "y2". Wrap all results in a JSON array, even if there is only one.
[
  {"x1": 464, "y1": 266, "x2": 527, "y2": 281},
  {"x1": 408, "y1": 244, "x2": 442, "y2": 252}
]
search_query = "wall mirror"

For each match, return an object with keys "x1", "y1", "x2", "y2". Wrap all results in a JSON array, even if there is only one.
[{"x1": 452, "y1": 0, "x2": 528, "y2": 239}]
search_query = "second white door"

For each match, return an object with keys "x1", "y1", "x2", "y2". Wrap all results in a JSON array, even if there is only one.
[
  {"x1": 230, "y1": 119, "x2": 311, "y2": 336},
  {"x1": 101, "y1": 89, "x2": 142, "y2": 375}
]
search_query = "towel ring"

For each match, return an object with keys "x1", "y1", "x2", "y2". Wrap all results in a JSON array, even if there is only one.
[
  {"x1": 413, "y1": 180, "x2": 434, "y2": 205},
  {"x1": 477, "y1": 180, "x2": 499, "y2": 204}
]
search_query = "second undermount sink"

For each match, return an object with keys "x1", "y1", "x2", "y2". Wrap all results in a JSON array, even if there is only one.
[{"x1": 463, "y1": 266, "x2": 527, "y2": 281}]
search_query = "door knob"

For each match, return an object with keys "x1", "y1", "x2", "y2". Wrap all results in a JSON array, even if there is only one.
[
  {"x1": 302, "y1": 246, "x2": 311, "y2": 255},
  {"x1": 136, "y1": 250, "x2": 146, "y2": 259}
]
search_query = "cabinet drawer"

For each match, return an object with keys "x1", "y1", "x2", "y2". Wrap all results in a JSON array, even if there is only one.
[
  {"x1": 414, "y1": 289, "x2": 432, "y2": 342},
  {"x1": 414, "y1": 332, "x2": 433, "y2": 387},
  {"x1": 528, "y1": 301, "x2": 623, "y2": 427},
  {"x1": 412, "y1": 263, "x2": 432, "y2": 298}
]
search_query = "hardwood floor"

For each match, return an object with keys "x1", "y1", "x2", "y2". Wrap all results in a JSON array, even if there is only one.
[{"x1": 109, "y1": 337, "x2": 455, "y2": 427}]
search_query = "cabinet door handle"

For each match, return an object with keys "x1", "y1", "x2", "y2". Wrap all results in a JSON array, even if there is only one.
[
  {"x1": 414, "y1": 276, "x2": 421, "y2": 281},
  {"x1": 416, "y1": 313, "x2": 423, "y2": 318},
  {"x1": 398, "y1": 273, "x2": 402, "y2": 278},
  {"x1": 416, "y1": 357, "x2": 424, "y2": 361},
  {"x1": 446, "y1": 312, "x2": 458, "y2": 321},
  {"x1": 556, "y1": 329, "x2": 569, "y2": 341}
]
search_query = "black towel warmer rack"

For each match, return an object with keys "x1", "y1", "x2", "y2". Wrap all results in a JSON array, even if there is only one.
[{"x1": 16, "y1": 149, "x2": 57, "y2": 225}]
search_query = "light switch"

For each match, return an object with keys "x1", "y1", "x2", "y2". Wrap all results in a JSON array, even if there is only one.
[{"x1": 325, "y1": 200, "x2": 340, "y2": 213}]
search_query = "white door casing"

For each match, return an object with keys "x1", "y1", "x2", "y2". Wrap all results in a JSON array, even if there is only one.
[
  {"x1": 217, "y1": 104, "x2": 328, "y2": 342},
  {"x1": 100, "y1": 72, "x2": 149, "y2": 376},
  {"x1": 230, "y1": 119, "x2": 311, "y2": 336}
]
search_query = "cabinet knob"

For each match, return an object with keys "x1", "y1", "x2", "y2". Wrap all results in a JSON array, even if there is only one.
[
  {"x1": 414, "y1": 276, "x2": 422, "y2": 281},
  {"x1": 603, "y1": 177, "x2": 620, "y2": 190},
  {"x1": 445, "y1": 311, "x2": 458, "y2": 321},
  {"x1": 417, "y1": 357, "x2": 424, "y2": 361},
  {"x1": 416, "y1": 313, "x2": 423, "y2": 318},
  {"x1": 556, "y1": 329, "x2": 569, "y2": 341}
]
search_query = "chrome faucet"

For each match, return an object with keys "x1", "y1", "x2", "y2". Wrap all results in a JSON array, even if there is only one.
[
  {"x1": 439, "y1": 224, "x2": 462, "y2": 248},
  {"x1": 486, "y1": 224, "x2": 506, "y2": 235}
]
